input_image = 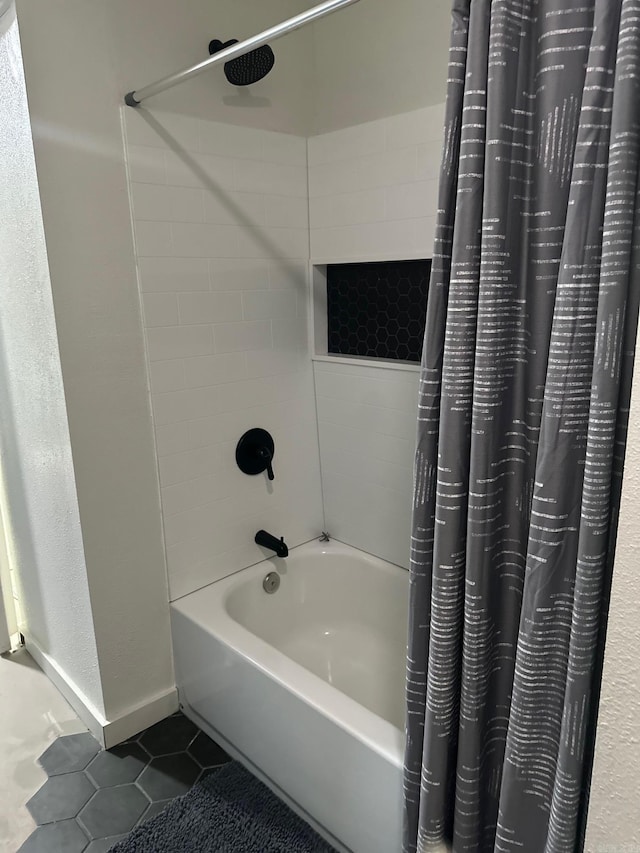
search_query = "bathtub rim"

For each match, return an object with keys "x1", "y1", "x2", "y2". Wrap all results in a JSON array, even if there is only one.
[{"x1": 170, "y1": 538, "x2": 407, "y2": 769}]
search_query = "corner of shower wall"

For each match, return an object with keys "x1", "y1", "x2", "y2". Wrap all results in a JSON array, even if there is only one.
[
  {"x1": 121, "y1": 106, "x2": 323, "y2": 601},
  {"x1": 307, "y1": 103, "x2": 445, "y2": 570}
]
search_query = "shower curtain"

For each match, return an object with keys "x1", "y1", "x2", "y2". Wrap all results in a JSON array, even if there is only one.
[{"x1": 405, "y1": 1, "x2": 640, "y2": 851}]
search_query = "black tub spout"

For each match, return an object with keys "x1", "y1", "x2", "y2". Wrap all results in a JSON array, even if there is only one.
[{"x1": 255, "y1": 530, "x2": 288, "y2": 558}]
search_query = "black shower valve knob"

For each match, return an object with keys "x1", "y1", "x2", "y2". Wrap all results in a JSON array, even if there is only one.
[{"x1": 236, "y1": 428, "x2": 276, "y2": 481}]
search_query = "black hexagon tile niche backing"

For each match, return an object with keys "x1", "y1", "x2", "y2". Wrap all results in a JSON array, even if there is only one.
[
  {"x1": 20, "y1": 712, "x2": 231, "y2": 853},
  {"x1": 326, "y1": 259, "x2": 431, "y2": 362}
]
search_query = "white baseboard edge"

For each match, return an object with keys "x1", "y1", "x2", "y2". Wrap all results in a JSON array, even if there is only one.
[
  {"x1": 24, "y1": 634, "x2": 178, "y2": 748},
  {"x1": 24, "y1": 634, "x2": 108, "y2": 745},
  {"x1": 102, "y1": 686, "x2": 179, "y2": 749}
]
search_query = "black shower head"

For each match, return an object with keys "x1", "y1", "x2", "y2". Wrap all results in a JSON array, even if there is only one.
[{"x1": 209, "y1": 39, "x2": 275, "y2": 86}]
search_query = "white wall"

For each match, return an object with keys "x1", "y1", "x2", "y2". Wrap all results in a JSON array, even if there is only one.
[
  {"x1": 109, "y1": 0, "x2": 313, "y2": 134},
  {"x1": 109, "y1": 0, "x2": 451, "y2": 136},
  {"x1": 309, "y1": 106, "x2": 442, "y2": 567},
  {"x1": 0, "y1": 10, "x2": 104, "y2": 716},
  {"x1": 109, "y1": 0, "x2": 452, "y2": 137},
  {"x1": 123, "y1": 108, "x2": 323, "y2": 600},
  {"x1": 15, "y1": 0, "x2": 176, "y2": 736},
  {"x1": 310, "y1": 0, "x2": 451, "y2": 134}
]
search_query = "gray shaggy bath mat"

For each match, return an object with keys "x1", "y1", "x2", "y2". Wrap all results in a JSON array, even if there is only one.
[{"x1": 109, "y1": 761, "x2": 337, "y2": 852}]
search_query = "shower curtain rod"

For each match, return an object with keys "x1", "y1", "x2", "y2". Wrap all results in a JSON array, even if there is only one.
[{"x1": 124, "y1": 0, "x2": 361, "y2": 107}]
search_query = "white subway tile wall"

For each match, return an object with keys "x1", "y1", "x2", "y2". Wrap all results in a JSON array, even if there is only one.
[
  {"x1": 123, "y1": 109, "x2": 322, "y2": 600},
  {"x1": 125, "y1": 105, "x2": 445, "y2": 588},
  {"x1": 308, "y1": 106, "x2": 444, "y2": 567},
  {"x1": 314, "y1": 361, "x2": 419, "y2": 569},
  {"x1": 308, "y1": 103, "x2": 444, "y2": 261}
]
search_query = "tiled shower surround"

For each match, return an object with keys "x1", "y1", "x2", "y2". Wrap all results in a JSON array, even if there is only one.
[
  {"x1": 309, "y1": 105, "x2": 443, "y2": 569},
  {"x1": 314, "y1": 362, "x2": 420, "y2": 569},
  {"x1": 123, "y1": 105, "x2": 443, "y2": 593},
  {"x1": 123, "y1": 109, "x2": 322, "y2": 600},
  {"x1": 308, "y1": 103, "x2": 443, "y2": 261}
]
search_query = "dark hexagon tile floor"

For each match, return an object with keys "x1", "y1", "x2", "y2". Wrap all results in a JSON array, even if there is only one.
[
  {"x1": 77, "y1": 785, "x2": 149, "y2": 839},
  {"x1": 139, "y1": 714, "x2": 197, "y2": 756},
  {"x1": 138, "y1": 752, "x2": 201, "y2": 801},
  {"x1": 39, "y1": 733, "x2": 102, "y2": 777},
  {"x1": 19, "y1": 711, "x2": 231, "y2": 852},
  {"x1": 18, "y1": 819, "x2": 90, "y2": 853},
  {"x1": 27, "y1": 773, "x2": 96, "y2": 825}
]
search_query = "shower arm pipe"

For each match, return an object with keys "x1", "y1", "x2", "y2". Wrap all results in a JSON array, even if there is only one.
[{"x1": 124, "y1": 0, "x2": 361, "y2": 107}]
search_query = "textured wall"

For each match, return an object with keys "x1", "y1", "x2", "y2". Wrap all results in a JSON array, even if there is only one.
[
  {"x1": 0, "y1": 10, "x2": 104, "y2": 713},
  {"x1": 15, "y1": 0, "x2": 174, "y2": 724}
]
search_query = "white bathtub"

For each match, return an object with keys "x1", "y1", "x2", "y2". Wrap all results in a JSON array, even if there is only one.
[{"x1": 171, "y1": 539, "x2": 407, "y2": 853}]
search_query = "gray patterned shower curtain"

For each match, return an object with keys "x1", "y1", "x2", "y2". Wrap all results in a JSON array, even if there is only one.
[{"x1": 405, "y1": 1, "x2": 640, "y2": 852}]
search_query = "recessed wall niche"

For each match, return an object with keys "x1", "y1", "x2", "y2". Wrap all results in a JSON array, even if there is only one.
[{"x1": 312, "y1": 260, "x2": 431, "y2": 364}]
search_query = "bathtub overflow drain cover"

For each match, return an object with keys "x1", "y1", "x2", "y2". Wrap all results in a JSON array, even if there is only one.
[{"x1": 263, "y1": 572, "x2": 280, "y2": 594}]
